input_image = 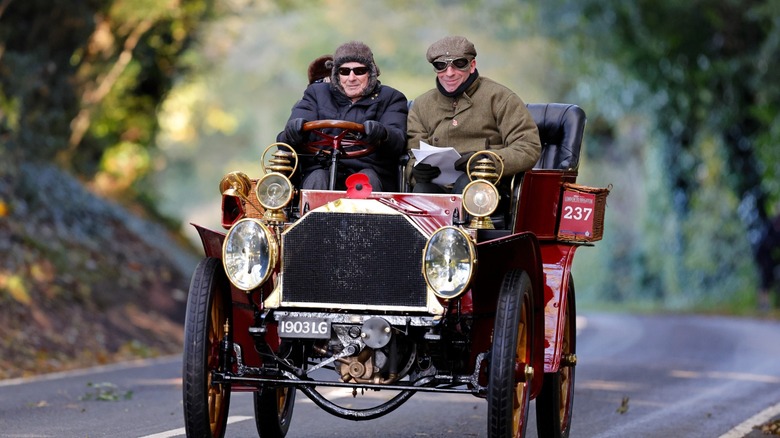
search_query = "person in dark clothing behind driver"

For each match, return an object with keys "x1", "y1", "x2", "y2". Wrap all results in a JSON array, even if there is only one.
[
  {"x1": 307, "y1": 54, "x2": 332, "y2": 85},
  {"x1": 277, "y1": 41, "x2": 408, "y2": 191}
]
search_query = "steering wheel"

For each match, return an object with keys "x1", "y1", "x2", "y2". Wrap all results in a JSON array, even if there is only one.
[{"x1": 302, "y1": 120, "x2": 376, "y2": 159}]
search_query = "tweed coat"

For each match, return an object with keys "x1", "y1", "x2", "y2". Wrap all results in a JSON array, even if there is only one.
[{"x1": 407, "y1": 76, "x2": 541, "y2": 182}]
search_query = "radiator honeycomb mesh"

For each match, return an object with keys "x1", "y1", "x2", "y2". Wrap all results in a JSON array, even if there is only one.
[{"x1": 282, "y1": 212, "x2": 427, "y2": 308}]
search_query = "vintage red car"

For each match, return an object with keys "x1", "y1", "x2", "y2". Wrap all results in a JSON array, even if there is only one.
[{"x1": 181, "y1": 103, "x2": 609, "y2": 438}]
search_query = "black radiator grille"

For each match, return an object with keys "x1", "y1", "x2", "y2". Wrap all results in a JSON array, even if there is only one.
[{"x1": 282, "y1": 212, "x2": 428, "y2": 309}]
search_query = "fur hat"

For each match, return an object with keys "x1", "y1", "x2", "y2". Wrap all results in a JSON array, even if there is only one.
[
  {"x1": 426, "y1": 36, "x2": 477, "y2": 63},
  {"x1": 327, "y1": 41, "x2": 380, "y2": 98},
  {"x1": 308, "y1": 54, "x2": 332, "y2": 84}
]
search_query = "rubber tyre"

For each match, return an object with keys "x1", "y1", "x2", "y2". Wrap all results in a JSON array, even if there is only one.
[
  {"x1": 488, "y1": 270, "x2": 535, "y2": 438},
  {"x1": 183, "y1": 257, "x2": 232, "y2": 438},
  {"x1": 535, "y1": 278, "x2": 576, "y2": 438},
  {"x1": 253, "y1": 386, "x2": 296, "y2": 438}
]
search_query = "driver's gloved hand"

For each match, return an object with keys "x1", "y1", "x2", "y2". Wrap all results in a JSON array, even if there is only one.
[
  {"x1": 412, "y1": 163, "x2": 441, "y2": 183},
  {"x1": 454, "y1": 151, "x2": 476, "y2": 171},
  {"x1": 284, "y1": 118, "x2": 307, "y2": 145},
  {"x1": 363, "y1": 120, "x2": 388, "y2": 144}
]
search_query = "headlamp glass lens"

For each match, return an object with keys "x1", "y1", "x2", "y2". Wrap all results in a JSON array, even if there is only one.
[
  {"x1": 223, "y1": 219, "x2": 276, "y2": 290},
  {"x1": 423, "y1": 227, "x2": 475, "y2": 299},
  {"x1": 462, "y1": 181, "x2": 499, "y2": 217},
  {"x1": 256, "y1": 173, "x2": 293, "y2": 210}
]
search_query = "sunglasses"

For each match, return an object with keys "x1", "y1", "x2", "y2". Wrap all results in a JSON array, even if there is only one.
[
  {"x1": 338, "y1": 66, "x2": 370, "y2": 76},
  {"x1": 432, "y1": 57, "x2": 471, "y2": 73}
]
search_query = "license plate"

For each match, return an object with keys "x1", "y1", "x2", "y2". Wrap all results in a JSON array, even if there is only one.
[{"x1": 278, "y1": 316, "x2": 331, "y2": 339}]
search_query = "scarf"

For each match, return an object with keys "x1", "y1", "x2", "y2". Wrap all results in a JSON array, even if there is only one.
[{"x1": 436, "y1": 69, "x2": 480, "y2": 98}]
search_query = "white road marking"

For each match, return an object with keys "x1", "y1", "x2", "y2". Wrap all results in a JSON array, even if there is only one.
[
  {"x1": 138, "y1": 416, "x2": 252, "y2": 438},
  {"x1": 718, "y1": 402, "x2": 780, "y2": 438}
]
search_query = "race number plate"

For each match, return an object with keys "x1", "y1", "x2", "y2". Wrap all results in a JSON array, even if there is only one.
[
  {"x1": 278, "y1": 316, "x2": 331, "y2": 339},
  {"x1": 558, "y1": 190, "x2": 596, "y2": 239}
]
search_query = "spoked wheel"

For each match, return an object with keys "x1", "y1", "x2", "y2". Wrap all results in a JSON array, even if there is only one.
[
  {"x1": 253, "y1": 386, "x2": 296, "y2": 438},
  {"x1": 488, "y1": 270, "x2": 536, "y2": 438},
  {"x1": 183, "y1": 257, "x2": 232, "y2": 438},
  {"x1": 536, "y1": 278, "x2": 577, "y2": 438}
]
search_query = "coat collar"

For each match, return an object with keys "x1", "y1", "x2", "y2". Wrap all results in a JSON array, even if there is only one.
[{"x1": 433, "y1": 76, "x2": 482, "y2": 113}]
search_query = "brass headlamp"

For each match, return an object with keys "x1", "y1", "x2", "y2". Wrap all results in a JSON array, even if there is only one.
[
  {"x1": 256, "y1": 143, "x2": 298, "y2": 223},
  {"x1": 461, "y1": 151, "x2": 503, "y2": 229}
]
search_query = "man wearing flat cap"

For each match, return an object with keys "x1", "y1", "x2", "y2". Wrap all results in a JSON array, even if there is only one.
[{"x1": 407, "y1": 36, "x2": 541, "y2": 193}]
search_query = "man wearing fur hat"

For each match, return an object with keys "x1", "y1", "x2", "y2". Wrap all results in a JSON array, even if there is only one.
[
  {"x1": 407, "y1": 36, "x2": 541, "y2": 193},
  {"x1": 278, "y1": 41, "x2": 408, "y2": 191}
]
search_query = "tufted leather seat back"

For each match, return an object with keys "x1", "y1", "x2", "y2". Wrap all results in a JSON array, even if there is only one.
[{"x1": 527, "y1": 103, "x2": 586, "y2": 171}]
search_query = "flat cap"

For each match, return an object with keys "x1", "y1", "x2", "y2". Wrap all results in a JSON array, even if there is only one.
[{"x1": 426, "y1": 36, "x2": 477, "y2": 63}]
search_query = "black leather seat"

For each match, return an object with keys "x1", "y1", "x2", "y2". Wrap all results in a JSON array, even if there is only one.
[
  {"x1": 497, "y1": 104, "x2": 586, "y2": 230},
  {"x1": 527, "y1": 103, "x2": 586, "y2": 170}
]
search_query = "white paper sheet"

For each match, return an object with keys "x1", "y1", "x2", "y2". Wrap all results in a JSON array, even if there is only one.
[{"x1": 411, "y1": 141, "x2": 464, "y2": 185}]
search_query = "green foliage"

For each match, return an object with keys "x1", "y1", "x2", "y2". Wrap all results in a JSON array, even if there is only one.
[
  {"x1": 523, "y1": 0, "x2": 779, "y2": 309},
  {"x1": 0, "y1": 0, "x2": 213, "y2": 195},
  {"x1": 0, "y1": 1, "x2": 93, "y2": 160},
  {"x1": 558, "y1": 0, "x2": 777, "y2": 208}
]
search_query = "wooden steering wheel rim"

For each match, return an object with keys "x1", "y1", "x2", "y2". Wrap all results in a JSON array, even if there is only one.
[
  {"x1": 301, "y1": 119, "x2": 375, "y2": 158},
  {"x1": 303, "y1": 120, "x2": 364, "y2": 133}
]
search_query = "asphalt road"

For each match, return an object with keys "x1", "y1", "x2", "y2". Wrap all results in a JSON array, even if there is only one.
[{"x1": 1, "y1": 312, "x2": 778, "y2": 438}]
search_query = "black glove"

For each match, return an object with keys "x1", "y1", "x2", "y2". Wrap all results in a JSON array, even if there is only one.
[
  {"x1": 454, "y1": 151, "x2": 476, "y2": 171},
  {"x1": 412, "y1": 163, "x2": 441, "y2": 183},
  {"x1": 363, "y1": 120, "x2": 387, "y2": 144},
  {"x1": 284, "y1": 118, "x2": 307, "y2": 145}
]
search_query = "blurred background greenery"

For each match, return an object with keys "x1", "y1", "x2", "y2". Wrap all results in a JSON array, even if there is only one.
[{"x1": 2, "y1": 0, "x2": 779, "y2": 315}]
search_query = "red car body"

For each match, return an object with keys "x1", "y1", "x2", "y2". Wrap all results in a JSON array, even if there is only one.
[{"x1": 182, "y1": 104, "x2": 608, "y2": 438}]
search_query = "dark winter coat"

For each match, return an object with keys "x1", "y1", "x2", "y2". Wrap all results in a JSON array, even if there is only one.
[{"x1": 278, "y1": 82, "x2": 408, "y2": 191}]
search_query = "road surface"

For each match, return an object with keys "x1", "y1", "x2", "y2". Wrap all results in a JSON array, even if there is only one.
[{"x1": 1, "y1": 312, "x2": 778, "y2": 437}]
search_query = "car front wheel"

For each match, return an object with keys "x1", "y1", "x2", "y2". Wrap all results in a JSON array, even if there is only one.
[{"x1": 183, "y1": 257, "x2": 232, "y2": 438}]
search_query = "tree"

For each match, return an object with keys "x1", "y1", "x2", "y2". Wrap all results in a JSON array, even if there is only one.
[
  {"x1": 0, "y1": 0, "x2": 213, "y2": 201},
  {"x1": 527, "y1": 0, "x2": 779, "y2": 306}
]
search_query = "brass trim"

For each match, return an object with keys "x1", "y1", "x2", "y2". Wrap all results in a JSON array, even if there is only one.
[
  {"x1": 261, "y1": 142, "x2": 298, "y2": 177},
  {"x1": 255, "y1": 172, "x2": 294, "y2": 224},
  {"x1": 466, "y1": 150, "x2": 503, "y2": 183}
]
